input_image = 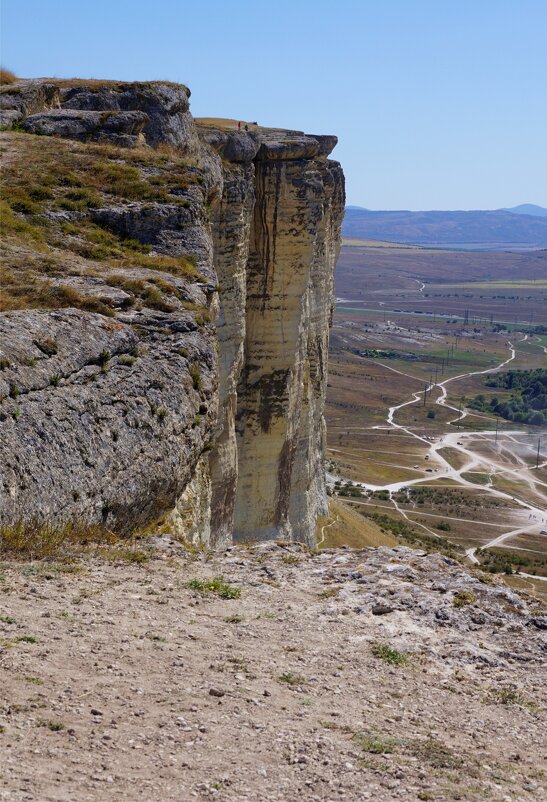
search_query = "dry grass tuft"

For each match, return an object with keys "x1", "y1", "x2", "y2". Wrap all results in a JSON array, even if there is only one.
[
  {"x1": 0, "y1": 520, "x2": 118, "y2": 560},
  {"x1": 0, "y1": 67, "x2": 17, "y2": 85}
]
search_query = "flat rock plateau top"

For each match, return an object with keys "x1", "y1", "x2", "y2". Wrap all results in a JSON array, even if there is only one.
[{"x1": 1, "y1": 540, "x2": 545, "y2": 802}]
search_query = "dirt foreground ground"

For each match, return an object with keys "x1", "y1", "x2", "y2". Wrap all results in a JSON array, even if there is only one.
[{"x1": 1, "y1": 540, "x2": 545, "y2": 802}]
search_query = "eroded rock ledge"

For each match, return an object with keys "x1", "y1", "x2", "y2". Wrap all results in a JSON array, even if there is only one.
[{"x1": 0, "y1": 79, "x2": 345, "y2": 546}]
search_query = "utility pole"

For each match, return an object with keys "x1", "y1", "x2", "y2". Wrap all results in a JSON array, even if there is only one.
[
  {"x1": 423, "y1": 384, "x2": 428, "y2": 406},
  {"x1": 537, "y1": 438, "x2": 541, "y2": 469},
  {"x1": 495, "y1": 416, "x2": 499, "y2": 444}
]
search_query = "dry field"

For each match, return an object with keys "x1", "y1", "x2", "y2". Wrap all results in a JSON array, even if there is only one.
[
  {"x1": 336, "y1": 240, "x2": 547, "y2": 326},
  {"x1": 326, "y1": 240, "x2": 547, "y2": 595}
]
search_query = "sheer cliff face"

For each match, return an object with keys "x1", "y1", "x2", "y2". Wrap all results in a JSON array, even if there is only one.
[
  {"x1": 0, "y1": 80, "x2": 344, "y2": 546},
  {"x1": 200, "y1": 129, "x2": 344, "y2": 547},
  {"x1": 233, "y1": 157, "x2": 344, "y2": 545}
]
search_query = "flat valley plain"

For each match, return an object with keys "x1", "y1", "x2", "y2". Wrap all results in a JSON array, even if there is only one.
[{"x1": 324, "y1": 239, "x2": 547, "y2": 599}]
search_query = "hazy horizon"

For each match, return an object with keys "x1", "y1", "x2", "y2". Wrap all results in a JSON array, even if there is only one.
[
  {"x1": 2, "y1": 0, "x2": 546, "y2": 210},
  {"x1": 346, "y1": 203, "x2": 547, "y2": 212}
]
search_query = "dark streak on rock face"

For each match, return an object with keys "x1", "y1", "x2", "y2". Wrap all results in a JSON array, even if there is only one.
[{"x1": 276, "y1": 435, "x2": 298, "y2": 527}]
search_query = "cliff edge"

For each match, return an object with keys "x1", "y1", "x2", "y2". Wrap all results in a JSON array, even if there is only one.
[{"x1": 0, "y1": 79, "x2": 345, "y2": 547}]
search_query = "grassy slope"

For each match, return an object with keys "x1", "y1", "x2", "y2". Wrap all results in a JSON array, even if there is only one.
[
  {"x1": 0, "y1": 131, "x2": 202, "y2": 315},
  {"x1": 317, "y1": 498, "x2": 398, "y2": 549}
]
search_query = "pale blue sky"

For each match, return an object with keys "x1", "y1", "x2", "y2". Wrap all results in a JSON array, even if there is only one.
[{"x1": 1, "y1": 0, "x2": 546, "y2": 209}]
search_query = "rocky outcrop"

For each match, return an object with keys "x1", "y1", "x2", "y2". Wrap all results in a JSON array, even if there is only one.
[
  {"x1": 0, "y1": 79, "x2": 344, "y2": 546},
  {"x1": 1, "y1": 79, "x2": 199, "y2": 152},
  {"x1": 0, "y1": 301, "x2": 218, "y2": 534}
]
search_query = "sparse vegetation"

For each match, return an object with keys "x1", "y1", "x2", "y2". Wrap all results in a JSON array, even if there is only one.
[
  {"x1": 0, "y1": 67, "x2": 17, "y2": 85},
  {"x1": 23, "y1": 676, "x2": 44, "y2": 685},
  {"x1": 476, "y1": 546, "x2": 547, "y2": 577},
  {"x1": 363, "y1": 512, "x2": 463, "y2": 560},
  {"x1": 33, "y1": 337, "x2": 57, "y2": 356},
  {"x1": 0, "y1": 131, "x2": 203, "y2": 314},
  {"x1": 186, "y1": 576, "x2": 241, "y2": 599},
  {"x1": 371, "y1": 642, "x2": 407, "y2": 666},
  {"x1": 318, "y1": 586, "x2": 340, "y2": 599},
  {"x1": 36, "y1": 719, "x2": 64, "y2": 732},
  {"x1": 189, "y1": 364, "x2": 202, "y2": 390},
  {"x1": 452, "y1": 590, "x2": 476, "y2": 608},
  {"x1": 0, "y1": 520, "x2": 117, "y2": 560},
  {"x1": 484, "y1": 686, "x2": 526, "y2": 706},
  {"x1": 409, "y1": 736, "x2": 463, "y2": 769},
  {"x1": 353, "y1": 732, "x2": 396, "y2": 754},
  {"x1": 277, "y1": 672, "x2": 305, "y2": 686}
]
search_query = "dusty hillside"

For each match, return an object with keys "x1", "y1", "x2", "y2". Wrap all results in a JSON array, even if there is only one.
[{"x1": 1, "y1": 541, "x2": 545, "y2": 802}]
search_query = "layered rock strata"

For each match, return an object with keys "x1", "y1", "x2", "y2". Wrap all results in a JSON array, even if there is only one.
[{"x1": 0, "y1": 79, "x2": 344, "y2": 546}]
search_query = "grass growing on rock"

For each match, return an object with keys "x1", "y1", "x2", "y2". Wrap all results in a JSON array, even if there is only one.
[
  {"x1": 0, "y1": 67, "x2": 18, "y2": 85},
  {"x1": 0, "y1": 131, "x2": 204, "y2": 314},
  {"x1": 452, "y1": 590, "x2": 476, "y2": 608}
]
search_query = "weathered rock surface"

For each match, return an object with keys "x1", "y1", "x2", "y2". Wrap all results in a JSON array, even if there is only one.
[
  {"x1": 0, "y1": 79, "x2": 344, "y2": 546},
  {"x1": 233, "y1": 155, "x2": 344, "y2": 544},
  {"x1": 0, "y1": 305, "x2": 217, "y2": 532},
  {"x1": 2, "y1": 79, "x2": 199, "y2": 152},
  {"x1": 23, "y1": 109, "x2": 150, "y2": 147}
]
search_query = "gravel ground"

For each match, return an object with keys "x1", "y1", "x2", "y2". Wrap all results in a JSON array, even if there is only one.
[{"x1": 1, "y1": 540, "x2": 545, "y2": 801}]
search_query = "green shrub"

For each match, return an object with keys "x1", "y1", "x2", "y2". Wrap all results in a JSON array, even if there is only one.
[
  {"x1": 353, "y1": 733, "x2": 396, "y2": 754},
  {"x1": 371, "y1": 642, "x2": 407, "y2": 666}
]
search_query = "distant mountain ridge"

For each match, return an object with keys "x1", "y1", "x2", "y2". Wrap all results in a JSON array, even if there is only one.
[
  {"x1": 343, "y1": 206, "x2": 547, "y2": 249},
  {"x1": 501, "y1": 204, "x2": 547, "y2": 218}
]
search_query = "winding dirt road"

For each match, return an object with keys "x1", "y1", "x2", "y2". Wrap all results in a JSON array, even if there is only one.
[{"x1": 330, "y1": 336, "x2": 546, "y2": 571}]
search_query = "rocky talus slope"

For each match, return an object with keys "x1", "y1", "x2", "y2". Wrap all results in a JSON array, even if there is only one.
[
  {"x1": 0, "y1": 541, "x2": 545, "y2": 801},
  {"x1": 0, "y1": 79, "x2": 344, "y2": 546}
]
